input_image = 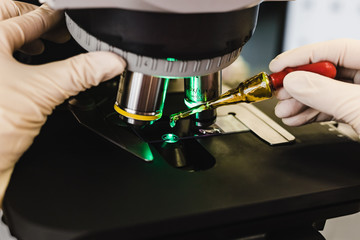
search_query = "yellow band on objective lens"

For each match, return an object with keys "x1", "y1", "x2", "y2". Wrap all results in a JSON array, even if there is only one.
[{"x1": 114, "y1": 104, "x2": 162, "y2": 121}]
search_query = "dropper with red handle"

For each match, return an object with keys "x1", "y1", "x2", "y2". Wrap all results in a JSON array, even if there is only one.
[
  {"x1": 269, "y1": 61, "x2": 337, "y2": 90},
  {"x1": 169, "y1": 61, "x2": 337, "y2": 127}
]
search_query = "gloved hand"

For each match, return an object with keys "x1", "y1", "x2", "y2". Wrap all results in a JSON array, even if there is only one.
[
  {"x1": 269, "y1": 39, "x2": 360, "y2": 136},
  {"x1": 0, "y1": 0, "x2": 126, "y2": 206}
]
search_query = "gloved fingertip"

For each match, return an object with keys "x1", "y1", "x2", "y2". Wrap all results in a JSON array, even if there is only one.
[
  {"x1": 282, "y1": 116, "x2": 304, "y2": 127},
  {"x1": 274, "y1": 102, "x2": 286, "y2": 118},
  {"x1": 274, "y1": 104, "x2": 284, "y2": 118},
  {"x1": 269, "y1": 50, "x2": 296, "y2": 72},
  {"x1": 42, "y1": 29, "x2": 71, "y2": 44},
  {"x1": 268, "y1": 58, "x2": 283, "y2": 73},
  {"x1": 37, "y1": 3, "x2": 62, "y2": 20},
  {"x1": 274, "y1": 100, "x2": 296, "y2": 119},
  {"x1": 44, "y1": 51, "x2": 127, "y2": 96},
  {"x1": 274, "y1": 87, "x2": 291, "y2": 100},
  {"x1": 73, "y1": 51, "x2": 127, "y2": 86},
  {"x1": 20, "y1": 39, "x2": 45, "y2": 55},
  {"x1": 39, "y1": 3, "x2": 56, "y2": 12},
  {"x1": 87, "y1": 51, "x2": 127, "y2": 73}
]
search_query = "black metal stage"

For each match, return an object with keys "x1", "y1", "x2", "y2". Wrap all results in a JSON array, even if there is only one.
[{"x1": 3, "y1": 91, "x2": 360, "y2": 240}]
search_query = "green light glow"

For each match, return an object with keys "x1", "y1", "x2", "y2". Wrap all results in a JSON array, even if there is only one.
[
  {"x1": 169, "y1": 103, "x2": 208, "y2": 128},
  {"x1": 185, "y1": 76, "x2": 205, "y2": 102},
  {"x1": 166, "y1": 58, "x2": 177, "y2": 62},
  {"x1": 184, "y1": 99, "x2": 200, "y2": 108},
  {"x1": 162, "y1": 133, "x2": 179, "y2": 143},
  {"x1": 190, "y1": 76, "x2": 201, "y2": 81},
  {"x1": 169, "y1": 118, "x2": 177, "y2": 128},
  {"x1": 143, "y1": 151, "x2": 154, "y2": 161},
  {"x1": 159, "y1": 78, "x2": 170, "y2": 113},
  {"x1": 138, "y1": 142, "x2": 154, "y2": 162}
]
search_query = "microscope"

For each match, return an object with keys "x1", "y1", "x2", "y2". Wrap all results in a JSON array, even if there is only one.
[
  {"x1": 61, "y1": 0, "x2": 258, "y2": 124},
  {"x1": 6, "y1": 2, "x2": 360, "y2": 240},
  {"x1": 42, "y1": 0, "x2": 298, "y2": 166}
]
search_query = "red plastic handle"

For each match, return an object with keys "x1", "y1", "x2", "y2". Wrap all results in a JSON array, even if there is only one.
[{"x1": 269, "y1": 61, "x2": 337, "y2": 90}]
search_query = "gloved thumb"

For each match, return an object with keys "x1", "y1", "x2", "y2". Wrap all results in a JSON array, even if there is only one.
[
  {"x1": 36, "y1": 51, "x2": 126, "y2": 105},
  {"x1": 283, "y1": 71, "x2": 360, "y2": 134}
]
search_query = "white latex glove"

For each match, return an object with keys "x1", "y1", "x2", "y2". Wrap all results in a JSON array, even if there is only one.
[
  {"x1": 0, "y1": 1, "x2": 126, "y2": 206},
  {"x1": 269, "y1": 39, "x2": 360, "y2": 136}
]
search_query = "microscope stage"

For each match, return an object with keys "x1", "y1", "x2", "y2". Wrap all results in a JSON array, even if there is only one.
[{"x1": 3, "y1": 87, "x2": 360, "y2": 240}]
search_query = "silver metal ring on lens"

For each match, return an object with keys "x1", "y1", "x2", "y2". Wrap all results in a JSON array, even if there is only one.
[{"x1": 115, "y1": 71, "x2": 169, "y2": 126}]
